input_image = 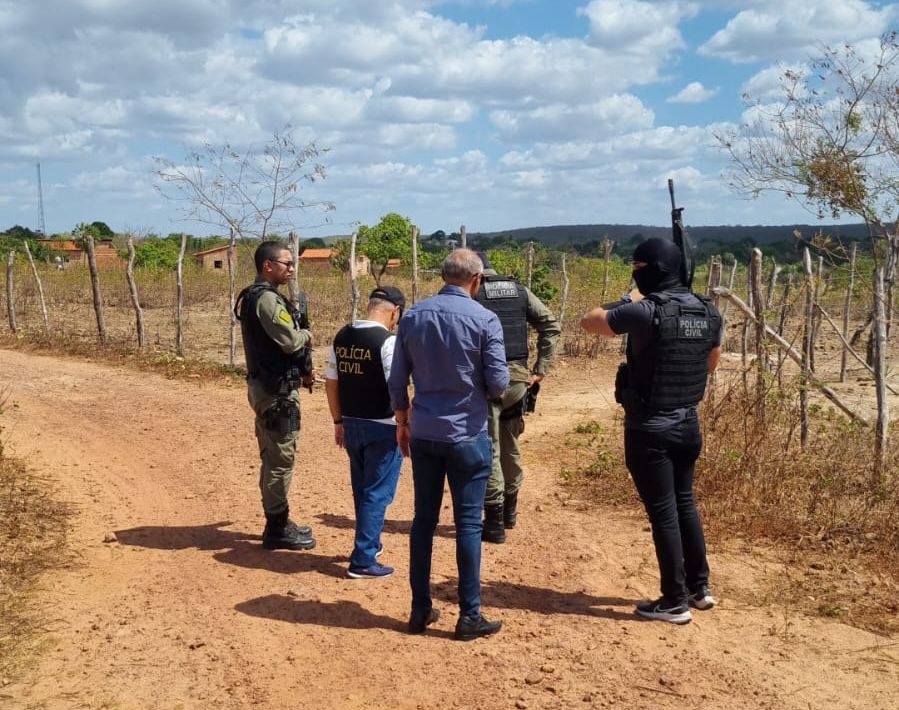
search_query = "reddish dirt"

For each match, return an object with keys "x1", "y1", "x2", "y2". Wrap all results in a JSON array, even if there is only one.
[{"x1": 2, "y1": 349, "x2": 898, "y2": 709}]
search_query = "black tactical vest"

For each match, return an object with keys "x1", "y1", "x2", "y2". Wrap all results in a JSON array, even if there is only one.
[
  {"x1": 236, "y1": 282, "x2": 309, "y2": 390},
  {"x1": 332, "y1": 325, "x2": 393, "y2": 420},
  {"x1": 625, "y1": 291, "x2": 721, "y2": 411},
  {"x1": 476, "y1": 275, "x2": 529, "y2": 365}
]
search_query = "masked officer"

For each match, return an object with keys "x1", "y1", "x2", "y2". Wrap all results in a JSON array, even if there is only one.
[
  {"x1": 236, "y1": 241, "x2": 315, "y2": 551},
  {"x1": 475, "y1": 253, "x2": 560, "y2": 544},
  {"x1": 580, "y1": 238, "x2": 721, "y2": 624}
]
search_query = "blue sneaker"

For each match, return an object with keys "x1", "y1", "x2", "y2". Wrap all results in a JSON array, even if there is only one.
[{"x1": 347, "y1": 563, "x2": 394, "y2": 579}]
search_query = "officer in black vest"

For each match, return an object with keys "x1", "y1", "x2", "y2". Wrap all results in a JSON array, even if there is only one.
[
  {"x1": 581, "y1": 238, "x2": 722, "y2": 625},
  {"x1": 324, "y1": 286, "x2": 406, "y2": 579},
  {"x1": 236, "y1": 241, "x2": 315, "y2": 551},
  {"x1": 475, "y1": 253, "x2": 560, "y2": 544}
]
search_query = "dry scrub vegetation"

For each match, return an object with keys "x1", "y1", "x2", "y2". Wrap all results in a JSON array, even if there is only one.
[
  {"x1": 0, "y1": 392, "x2": 71, "y2": 681},
  {"x1": 561, "y1": 363, "x2": 899, "y2": 634}
]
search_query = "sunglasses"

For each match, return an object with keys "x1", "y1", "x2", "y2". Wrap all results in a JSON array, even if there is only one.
[{"x1": 271, "y1": 259, "x2": 295, "y2": 268}]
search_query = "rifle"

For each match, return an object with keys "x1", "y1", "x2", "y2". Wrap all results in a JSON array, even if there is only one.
[
  {"x1": 290, "y1": 292, "x2": 314, "y2": 393},
  {"x1": 667, "y1": 179, "x2": 695, "y2": 289}
]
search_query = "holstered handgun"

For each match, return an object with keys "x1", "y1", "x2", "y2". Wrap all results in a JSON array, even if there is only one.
[{"x1": 524, "y1": 381, "x2": 540, "y2": 414}]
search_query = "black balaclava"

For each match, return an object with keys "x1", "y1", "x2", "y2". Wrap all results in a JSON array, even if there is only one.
[{"x1": 631, "y1": 238, "x2": 682, "y2": 295}]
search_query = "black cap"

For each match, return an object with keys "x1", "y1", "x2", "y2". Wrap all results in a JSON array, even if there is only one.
[{"x1": 370, "y1": 285, "x2": 406, "y2": 310}]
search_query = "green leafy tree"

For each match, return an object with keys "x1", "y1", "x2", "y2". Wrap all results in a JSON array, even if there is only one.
[
  {"x1": 90, "y1": 221, "x2": 114, "y2": 239},
  {"x1": 329, "y1": 239, "x2": 352, "y2": 273},
  {"x1": 132, "y1": 237, "x2": 183, "y2": 270},
  {"x1": 358, "y1": 212, "x2": 413, "y2": 285},
  {"x1": 1, "y1": 225, "x2": 37, "y2": 241}
]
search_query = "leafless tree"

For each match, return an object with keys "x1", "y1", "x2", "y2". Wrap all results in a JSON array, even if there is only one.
[{"x1": 153, "y1": 126, "x2": 335, "y2": 241}]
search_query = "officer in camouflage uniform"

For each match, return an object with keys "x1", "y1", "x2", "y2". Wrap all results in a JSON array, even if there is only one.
[
  {"x1": 236, "y1": 241, "x2": 316, "y2": 551},
  {"x1": 475, "y1": 253, "x2": 560, "y2": 544}
]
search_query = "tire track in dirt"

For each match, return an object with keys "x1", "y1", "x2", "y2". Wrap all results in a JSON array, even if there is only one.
[{"x1": 2, "y1": 349, "x2": 897, "y2": 709}]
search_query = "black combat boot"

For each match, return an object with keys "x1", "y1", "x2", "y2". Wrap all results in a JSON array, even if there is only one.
[
  {"x1": 262, "y1": 508, "x2": 315, "y2": 550},
  {"x1": 482, "y1": 503, "x2": 505, "y2": 544},
  {"x1": 503, "y1": 491, "x2": 518, "y2": 529}
]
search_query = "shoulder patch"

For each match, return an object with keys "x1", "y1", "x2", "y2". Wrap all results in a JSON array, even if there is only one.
[{"x1": 276, "y1": 308, "x2": 293, "y2": 326}]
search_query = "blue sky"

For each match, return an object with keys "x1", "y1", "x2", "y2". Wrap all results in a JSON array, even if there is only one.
[{"x1": 0, "y1": 0, "x2": 897, "y2": 237}]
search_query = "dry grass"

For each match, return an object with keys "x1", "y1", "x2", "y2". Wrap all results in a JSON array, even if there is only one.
[
  {"x1": 562, "y1": 360, "x2": 899, "y2": 634},
  {"x1": 0, "y1": 392, "x2": 72, "y2": 680}
]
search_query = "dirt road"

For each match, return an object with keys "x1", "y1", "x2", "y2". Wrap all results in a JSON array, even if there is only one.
[{"x1": 2, "y1": 349, "x2": 897, "y2": 709}]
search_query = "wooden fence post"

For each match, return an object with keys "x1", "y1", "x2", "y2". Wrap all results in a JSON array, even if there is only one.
[
  {"x1": 710, "y1": 286, "x2": 865, "y2": 424},
  {"x1": 526, "y1": 241, "x2": 535, "y2": 290},
  {"x1": 809, "y1": 256, "x2": 824, "y2": 372},
  {"x1": 558, "y1": 253, "x2": 570, "y2": 332},
  {"x1": 287, "y1": 231, "x2": 300, "y2": 308},
  {"x1": 750, "y1": 248, "x2": 767, "y2": 418},
  {"x1": 707, "y1": 257, "x2": 722, "y2": 397},
  {"x1": 600, "y1": 237, "x2": 613, "y2": 304},
  {"x1": 125, "y1": 235, "x2": 145, "y2": 348},
  {"x1": 175, "y1": 232, "x2": 187, "y2": 356},
  {"x1": 720, "y1": 258, "x2": 737, "y2": 352},
  {"x1": 227, "y1": 227, "x2": 237, "y2": 367},
  {"x1": 800, "y1": 248, "x2": 814, "y2": 449},
  {"x1": 349, "y1": 231, "x2": 360, "y2": 320},
  {"x1": 872, "y1": 266, "x2": 889, "y2": 482},
  {"x1": 840, "y1": 243, "x2": 857, "y2": 382},
  {"x1": 83, "y1": 234, "x2": 107, "y2": 343},
  {"x1": 776, "y1": 273, "x2": 793, "y2": 386},
  {"x1": 411, "y1": 225, "x2": 420, "y2": 305},
  {"x1": 5, "y1": 251, "x2": 16, "y2": 334},
  {"x1": 23, "y1": 241, "x2": 49, "y2": 335},
  {"x1": 765, "y1": 258, "x2": 781, "y2": 309}
]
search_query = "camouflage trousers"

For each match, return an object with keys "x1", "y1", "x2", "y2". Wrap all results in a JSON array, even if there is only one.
[
  {"x1": 484, "y1": 363, "x2": 530, "y2": 506},
  {"x1": 248, "y1": 378, "x2": 301, "y2": 516}
]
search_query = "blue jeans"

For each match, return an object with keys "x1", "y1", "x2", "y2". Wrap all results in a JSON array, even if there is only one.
[
  {"x1": 343, "y1": 418, "x2": 403, "y2": 569},
  {"x1": 624, "y1": 412, "x2": 709, "y2": 606},
  {"x1": 409, "y1": 432, "x2": 492, "y2": 619}
]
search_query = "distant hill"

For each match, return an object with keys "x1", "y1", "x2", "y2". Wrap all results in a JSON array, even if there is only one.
[{"x1": 459, "y1": 223, "x2": 874, "y2": 247}]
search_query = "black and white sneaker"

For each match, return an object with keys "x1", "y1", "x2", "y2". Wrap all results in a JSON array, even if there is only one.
[
  {"x1": 689, "y1": 586, "x2": 716, "y2": 610},
  {"x1": 635, "y1": 597, "x2": 692, "y2": 625}
]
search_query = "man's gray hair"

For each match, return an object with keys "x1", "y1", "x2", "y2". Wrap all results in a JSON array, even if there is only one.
[
  {"x1": 367, "y1": 297, "x2": 394, "y2": 312},
  {"x1": 441, "y1": 248, "x2": 483, "y2": 283}
]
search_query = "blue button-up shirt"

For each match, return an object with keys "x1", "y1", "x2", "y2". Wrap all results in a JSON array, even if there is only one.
[{"x1": 388, "y1": 285, "x2": 510, "y2": 442}]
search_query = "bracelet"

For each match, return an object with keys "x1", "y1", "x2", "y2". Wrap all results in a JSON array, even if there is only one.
[
  {"x1": 396, "y1": 421, "x2": 410, "y2": 427},
  {"x1": 333, "y1": 418, "x2": 343, "y2": 425}
]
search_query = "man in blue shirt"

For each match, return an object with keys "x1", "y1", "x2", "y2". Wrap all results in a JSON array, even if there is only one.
[{"x1": 388, "y1": 248, "x2": 510, "y2": 641}]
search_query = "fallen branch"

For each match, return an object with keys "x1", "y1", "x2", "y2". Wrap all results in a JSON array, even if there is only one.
[
  {"x1": 816, "y1": 303, "x2": 899, "y2": 395},
  {"x1": 711, "y1": 286, "x2": 867, "y2": 425}
]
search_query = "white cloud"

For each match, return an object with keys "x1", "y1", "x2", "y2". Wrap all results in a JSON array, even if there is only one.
[
  {"x1": 490, "y1": 94, "x2": 654, "y2": 142},
  {"x1": 667, "y1": 81, "x2": 719, "y2": 104},
  {"x1": 0, "y1": 0, "x2": 889, "y2": 235},
  {"x1": 580, "y1": 0, "x2": 697, "y2": 52},
  {"x1": 699, "y1": 0, "x2": 897, "y2": 63},
  {"x1": 740, "y1": 63, "x2": 805, "y2": 101}
]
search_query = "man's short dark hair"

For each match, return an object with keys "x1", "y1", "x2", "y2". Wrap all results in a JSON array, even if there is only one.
[{"x1": 254, "y1": 241, "x2": 289, "y2": 272}]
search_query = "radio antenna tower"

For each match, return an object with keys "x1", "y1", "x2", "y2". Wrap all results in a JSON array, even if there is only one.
[{"x1": 36, "y1": 162, "x2": 47, "y2": 235}]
